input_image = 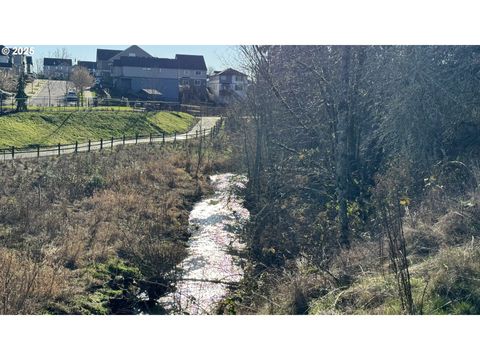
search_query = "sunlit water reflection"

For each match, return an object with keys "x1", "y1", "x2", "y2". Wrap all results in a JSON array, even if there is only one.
[{"x1": 158, "y1": 173, "x2": 249, "y2": 314}]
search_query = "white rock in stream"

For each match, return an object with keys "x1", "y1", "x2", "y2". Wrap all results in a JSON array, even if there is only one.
[{"x1": 158, "y1": 173, "x2": 249, "y2": 314}]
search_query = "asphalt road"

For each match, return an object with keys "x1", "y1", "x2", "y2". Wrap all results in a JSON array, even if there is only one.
[
  {"x1": 1, "y1": 116, "x2": 221, "y2": 161},
  {"x1": 29, "y1": 80, "x2": 73, "y2": 106}
]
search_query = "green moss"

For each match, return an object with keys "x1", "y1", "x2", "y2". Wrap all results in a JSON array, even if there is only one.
[{"x1": 52, "y1": 258, "x2": 143, "y2": 315}]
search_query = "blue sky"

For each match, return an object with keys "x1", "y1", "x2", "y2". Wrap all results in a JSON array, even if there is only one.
[{"x1": 23, "y1": 45, "x2": 242, "y2": 71}]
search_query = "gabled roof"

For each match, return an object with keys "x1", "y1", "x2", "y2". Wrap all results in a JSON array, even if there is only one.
[
  {"x1": 212, "y1": 68, "x2": 247, "y2": 77},
  {"x1": 175, "y1": 54, "x2": 207, "y2": 70},
  {"x1": 109, "y1": 45, "x2": 153, "y2": 62},
  {"x1": 78, "y1": 61, "x2": 97, "y2": 69},
  {"x1": 113, "y1": 56, "x2": 178, "y2": 69},
  {"x1": 43, "y1": 58, "x2": 72, "y2": 66},
  {"x1": 96, "y1": 49, "x2": 122, "y2": 61}
]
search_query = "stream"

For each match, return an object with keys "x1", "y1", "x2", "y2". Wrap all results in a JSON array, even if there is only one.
[{"x1": 158, "y1": 173, "x2": 249, "y2": 315}]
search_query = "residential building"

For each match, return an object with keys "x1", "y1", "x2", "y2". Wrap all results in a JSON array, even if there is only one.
[
  {"x1": 96, "y1": 46, "x2": 151, "y2": 80},
  {"x1": 95, "y1": 46, "x2": 208, "y2": 103},
  {"x1": 0, "y1": 46, "x2": 33, "y2": 75},
  {"x1": 43, "y1": 58, "x2": 72, "y2": 79},
  {"x1": 77, "y1": 61, "x2": 97, "y2": 76},
  {"x1": 111, "y1": 56, "x2": 179, "y2": 102},
  {"x1": 96, "y1": 49, "x2": 122, "y2": 79},
  {"x1": 176, "y1": 54, "x2": 207, "y2": 101},
  {"x1": 208, "y1": 68, "x2": 248, "y2": 105}
]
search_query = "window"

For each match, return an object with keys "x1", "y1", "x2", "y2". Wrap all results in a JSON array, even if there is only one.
[
  {"x1": 182, "y1": 79, "x2": 190, "y2": 85},
  {"x1": 220, "y1": 75, "x2": 227, "y2": 81},
  {"x1": 195, "y1": 70, "x2": 202, "y2": 75},
  {"x1": 129, "y1": 53, "x2": 136, "y2": 57},
  {"x1": 235, "y1": 84, "x2": 244, "y2": 91},
  {"x1": 184, "y1": 70, "x2": 190, "y2": 75},
  {"x1": 142, "y1": 68, "x2": 152, "y2": 71},
  {"x1": 194, "y1": 79, "x2": 202, "y2": 86}
]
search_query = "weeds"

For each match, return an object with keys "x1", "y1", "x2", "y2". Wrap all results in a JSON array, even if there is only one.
[{"x1": 0, "y1": 139, "x2": 216, "y2": 314}]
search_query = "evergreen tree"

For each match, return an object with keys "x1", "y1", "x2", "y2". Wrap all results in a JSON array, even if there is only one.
[{"x1": 15, "y1": 73, "x2": 27, "y2": 112}]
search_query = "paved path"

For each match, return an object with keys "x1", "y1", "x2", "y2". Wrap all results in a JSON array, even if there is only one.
[
  {"x1": 29, "y1": 80, "x2": 72, "y2": 106},
  {"x1": 25, "y1": 79, "x2": 47, "y2": 97},
  {"x1": 1, "y1": 116, "x2": 220, "y2": 161}
]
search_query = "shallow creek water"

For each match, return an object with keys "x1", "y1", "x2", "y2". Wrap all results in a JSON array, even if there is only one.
[{"x1": 158, "y1": 173, "x2": 249, "y2": 315}]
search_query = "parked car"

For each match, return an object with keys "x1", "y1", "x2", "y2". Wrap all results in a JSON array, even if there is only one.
[{"x1": 65, "y1": 91, "x2": 78, "y2": 102}]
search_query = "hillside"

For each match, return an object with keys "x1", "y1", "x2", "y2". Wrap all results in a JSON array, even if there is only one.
[{"x1": 0, "y1": 111, "x2": 195, "y2": 148}]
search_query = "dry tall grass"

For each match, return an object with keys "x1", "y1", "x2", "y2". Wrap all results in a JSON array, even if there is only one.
[{"x1": 0, "y1": 140, "x2": 219, "y2": 314}]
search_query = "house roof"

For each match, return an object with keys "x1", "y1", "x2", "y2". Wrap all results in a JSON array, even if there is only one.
[
  {"x1": 212, "y1": 68, "x2": 247, "y2": 77},
  {"x1": 43, "y1": 58, "x2": 72, "y2": 66},
  {"x1": 110, "y1": 45, "x2": 152, "y2": 61},
  {"x1": 113, "y1": 56, "x2": 178, "y2": 69},
  {"x1": 175, "y1": 54, "x2": 207, "y2": 70},
  {"x1": 96, "y1": 49, "x2": 122, "y2": 61},
  {"x1": 78, "y1": 61, "x2": 97, "y2": 69}
]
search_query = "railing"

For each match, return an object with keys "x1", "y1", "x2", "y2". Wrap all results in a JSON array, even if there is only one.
[
  {"x1": 0, "y1": 97, "x2": 225, "y2": 117},
  {"x1": 0, "y1": 118, "x2": 224, "y2": 161}
]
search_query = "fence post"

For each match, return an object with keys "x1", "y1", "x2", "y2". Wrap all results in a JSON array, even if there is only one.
[
  {"x1": 37, "y1": 145, "x2": 40, "y2": 158},
  {"x1": 123, "y1": 135, "x2": 126, "y2": 145},
  {"x1": 75, "y1": 141, "x2": 78, "y2": 153},
  {"x1": 88, "y1": 140, "x2": 91, "y2": 152},
  {"x1": 100, "y1": 138, "x2": 103, "y2": 150},
  {"x1": 135, "y1": 133, "x2": 138, "y2": 144},
  {"x1": 162, "y1": 132, "x2": 165, "y2": 145},
  {"x1": 58, "y1": 143, "x2": 61, "y2": 156},
  {"x1": 204, "y1": 128, "x2": 206, "y2": 139},
  {"x1": 111, "y1": 137, "x2": 114, "y2": 149},
  {"x1": 149, "y1": 133, "x2": 152, "y2": 144},
  {"x1": 11, "y1": 146, "x2": 14, "y2": 159},
  {"x1": 174, "y1": 131, "x2": 177, "y2": 145},
  {"x1": 196, "y1": 130, "x2": 198, "y2": 139}
]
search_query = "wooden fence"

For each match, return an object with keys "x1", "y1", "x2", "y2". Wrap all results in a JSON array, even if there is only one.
[
  {"x1": 0, "y1": 119, "x2": 224, "y2": 161},
  {"x1": 0, "y1": 98, "x2": 225, "y2": 118}
]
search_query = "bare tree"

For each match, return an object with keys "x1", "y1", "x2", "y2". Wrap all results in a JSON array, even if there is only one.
[
  {"x1": 70, "y1": 66, "x2": 94, "y2": 107},
  {"x1": 34, "y1": 58, "x2": 43, "y2": 76},
  {"x1": 0, "y1": 70, "x2": 17, "y2": 92},
  {"x1": 50, "y1": 48, "x2": 71, "y2": 59},
  {"x1": 46, "y1": 78, "x2": 52, "y2": 107}
]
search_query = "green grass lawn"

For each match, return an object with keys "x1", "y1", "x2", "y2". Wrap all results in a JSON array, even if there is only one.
[{"x1": 0, "y1": 111, "x2": 195, "y2": 148}]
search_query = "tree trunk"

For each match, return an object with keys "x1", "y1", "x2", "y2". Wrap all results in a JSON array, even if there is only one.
[{"x1": 336, "y1": 46, "x2": 351, "y2": 248}]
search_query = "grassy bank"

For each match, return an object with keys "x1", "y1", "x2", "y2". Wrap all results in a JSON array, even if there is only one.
[
  {"x1": 225, "y1": 187, "x2": 480, "y2": 315},
  {"x1": 0, "y1": 138, "x2": 228, "y2": 314},
  {"x1": 0, "y1": 110, "x2": 195, "y2": 148}
]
